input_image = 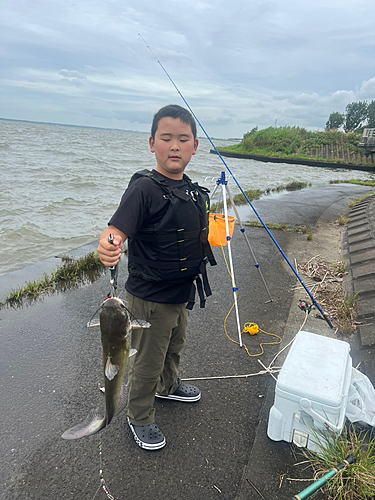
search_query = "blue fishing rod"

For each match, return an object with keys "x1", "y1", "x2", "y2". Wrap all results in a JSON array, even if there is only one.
[{"x1": 139, "y1": 34, "x2": 333, "y2": 329}]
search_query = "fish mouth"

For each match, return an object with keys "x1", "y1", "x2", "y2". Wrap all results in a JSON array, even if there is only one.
[{"x1": 106, "y1": 296, "x2": 124, "y2": 305}]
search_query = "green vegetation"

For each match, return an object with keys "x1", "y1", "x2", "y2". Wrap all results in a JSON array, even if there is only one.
[
  {"x1": 329, "y1": 181, "x2": 375, "y2": 207},
  {"x1": 1, "y1": 252, "x2": 104, "y2": 307},
  {"x1": 333, "y1": 261, "x2": 348, "y2": 274},
  {"x1": 242, "y1": 221, "x2": 311, "y2": 233},
  {"x1": 326, "y1": 111, "x2": 345, "y2": 131},
  {"x1": 210, "y1": 181, "x2": 310, "y2": 212},
  {"x1": 210, "y1": 188, "x2": 263, "y2": 212},
  {"x1": 240, "y1": 127, "x2": 362, "y2": 156},
  {"x1": 336, "y1": 292, "x2": 359, "y2": 322},
  {"x1": 337, "y1": 215, "x2": 350, "y2": 226},
  {"x1": 330, "y1": 179, "x2": 375, "y2": 187},
  {"x1": 264, "y1": 181, "x2": 311, "y2": 194},
  {"x1": 219, "y1": 126, "x2": 374, "y2": 166},
  {"x1": 302, "y1": 423, "x2": 375, "y2": 500},
  {"x1": 326, "y1": 100, "x2": 375, "y2": 132},
  {"x1": 347, "y1": 193, "x2": 375, "y2": 208}
]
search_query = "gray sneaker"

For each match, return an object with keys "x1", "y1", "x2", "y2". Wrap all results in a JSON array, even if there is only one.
[
  {"x1": 127, "y1": 418, "x2": 166, "y2": 450},
  {"x1": 155, "y1": 378, "x2": 201, "y2": 402}
]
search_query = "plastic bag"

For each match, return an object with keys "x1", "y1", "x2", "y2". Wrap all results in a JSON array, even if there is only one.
[{"x1": 346, "y1": 368, "x2": 375, "y2": 426}]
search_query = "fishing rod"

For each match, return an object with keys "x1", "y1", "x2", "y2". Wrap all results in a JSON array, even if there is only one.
[
  {"x1": 138, "y1": 34, "x2": 333, "y2": 329},
  {"x1": 289, "y1": 455, "x2": 355, "y2": 500}
]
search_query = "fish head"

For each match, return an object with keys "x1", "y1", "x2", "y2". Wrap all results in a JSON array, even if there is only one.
[{"x1": 99, "y1": 297, "x2": 131, "y2": 341}]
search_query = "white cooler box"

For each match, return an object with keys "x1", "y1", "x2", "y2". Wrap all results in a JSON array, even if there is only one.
[{"x1": 267, "y1": 331, "x2": 352, "y2": 452}]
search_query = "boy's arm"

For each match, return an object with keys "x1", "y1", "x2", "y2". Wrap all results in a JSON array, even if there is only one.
[{"x1": 97, "y1": 225, "x2": 127, "y2": 267}]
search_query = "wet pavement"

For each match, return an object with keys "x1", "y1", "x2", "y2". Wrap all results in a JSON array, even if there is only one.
[{"x1": 1, "y1": 183, "x2": 375, "y2": 500}]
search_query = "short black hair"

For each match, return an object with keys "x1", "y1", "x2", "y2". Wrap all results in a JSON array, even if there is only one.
[{"x1": 151, "y1": 104, "x2": 197, "y2": 140}]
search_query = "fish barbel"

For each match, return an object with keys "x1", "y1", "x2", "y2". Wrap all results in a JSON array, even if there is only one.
[{"x1": 61, "y1": 297, "x2": 150, "y2": 440}]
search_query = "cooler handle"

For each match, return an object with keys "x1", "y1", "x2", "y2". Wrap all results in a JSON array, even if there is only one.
[{"x1": 299, "y1": 398, "x2": 341, "y2": 433}]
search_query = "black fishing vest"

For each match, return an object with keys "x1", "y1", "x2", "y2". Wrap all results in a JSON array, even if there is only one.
[{"x1": 127, "y1": 170, "x2": 217, "y2": 309}]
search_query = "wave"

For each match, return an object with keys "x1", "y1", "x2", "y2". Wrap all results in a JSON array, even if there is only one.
[
  {"x1": 2, "y1": 121, "x2": 375, "y2": 278},
  {"x1": 0, "y1": 224, "x2": 98, "y2": 276}
]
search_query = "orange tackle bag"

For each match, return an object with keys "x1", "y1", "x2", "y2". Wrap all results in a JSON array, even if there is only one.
[{"x1": 208, "y1": 214, "x2": 235, "y2": 247}]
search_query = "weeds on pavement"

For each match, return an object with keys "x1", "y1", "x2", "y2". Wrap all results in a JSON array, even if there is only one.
[
  {"x1": 1, "y1": 252, "x2": 104, "y2": 308},
  {"x1": 301, "y1": 423, "x2": 375, "y2": 500}
]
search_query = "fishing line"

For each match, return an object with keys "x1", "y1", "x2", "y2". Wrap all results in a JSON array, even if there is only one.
[
  {"x1": 87, "y1": 300, "x2": 106, "y2": 328},
  {"x1": 216, "y1": 225, "x2": 282, "y2": 358},
  {"x1": 182, "y1": 309, "x2": 309, "y2": 382},
  {"x1": 91, "y1": 444, "x2": 115, "y2": 500},
  {"x1": 138, "y1": 33, "x2": 333, "y2": 330},
  {"x1": 87, "y1": 293, "x2": 145, "y2": 328}
]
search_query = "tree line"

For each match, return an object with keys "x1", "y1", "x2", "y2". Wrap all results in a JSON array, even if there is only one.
[{"x1": 326, "y1": 100, "x2": 375, "y2": 132}]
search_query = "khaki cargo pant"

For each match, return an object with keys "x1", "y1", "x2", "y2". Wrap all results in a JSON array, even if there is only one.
[{"x1": 125, "y1": 291, "x2": 189, "y2": 426}]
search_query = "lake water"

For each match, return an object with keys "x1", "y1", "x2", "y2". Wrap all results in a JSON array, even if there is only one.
[{"x1": 1, "y1": 118, "x2": 374, "y2": 276}]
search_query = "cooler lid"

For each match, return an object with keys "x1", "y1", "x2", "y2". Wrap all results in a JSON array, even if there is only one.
[{"x1": 277, "y1": 331, "x2": 351, "y2": 407}]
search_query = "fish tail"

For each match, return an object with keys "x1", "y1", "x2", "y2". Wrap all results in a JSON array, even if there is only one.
[{"x1": 61, "y1": 408, "x2": 106, "y2": 440}]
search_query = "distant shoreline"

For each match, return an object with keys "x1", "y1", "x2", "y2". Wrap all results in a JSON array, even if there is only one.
[
  {"x1": 0, "y1": 117, "x2": 146, "y2": 134},
  {"x1": 210, "y1": 149, "x2": 375, "y2": 172},
  {"x1": 0, "y1": 117, "x2": 239, "y2": 141}
]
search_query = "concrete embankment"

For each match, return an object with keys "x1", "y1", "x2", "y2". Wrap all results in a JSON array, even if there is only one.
[
  {"x1": 344, "y1": 195, "x2": 375, "y2": 378},
  {"x1": 236, "y1": 189, "x2": 375, "y2": 500},
  {"x1": 211, "y1": 149, "x2": 375, "y2": 172}
]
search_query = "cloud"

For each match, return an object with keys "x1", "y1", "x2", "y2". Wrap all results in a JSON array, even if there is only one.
[
  {"x1": 59, "y1": 69, "x2": 87, "y2": 86},
  {"x1": 59, "y1": 69, "x2": 86, "y2": 80},
  {"x1": 0, "y1": 0, "x2": 375, "y2": 137}
]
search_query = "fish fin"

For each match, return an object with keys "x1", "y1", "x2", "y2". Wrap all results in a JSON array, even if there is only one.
[
  {"x1": 105, "y1": 384, "x2": 127, "y2": 426},
  {"x1": 116, "y1": 384, "x2": 127, "y2": 415},
  {"x1": 105, "y1": 357, "x2": 119, "y2": 381},
  {"x1": 61, "y1": 408, "x2": 106, "y2": 440},
  {"x1": 129, "y1": 348, "x2": 137, "y2": 357},
  {"x1": 130, "y1": 319, "x2": 151, "y2": 329}
]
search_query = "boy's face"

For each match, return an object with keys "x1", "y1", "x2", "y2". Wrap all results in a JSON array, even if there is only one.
[{"x1": 149, "y1": 117, "x2": 198, "y2": 180}]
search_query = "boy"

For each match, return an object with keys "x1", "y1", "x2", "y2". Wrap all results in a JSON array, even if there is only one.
[{"x1": 97, "y1": 104, "x2": 216, "y2": 450}]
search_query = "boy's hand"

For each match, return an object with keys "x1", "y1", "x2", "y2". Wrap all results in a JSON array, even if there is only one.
[{"x1": 97, "y1": 226, "x2": 127, "y2": 267}]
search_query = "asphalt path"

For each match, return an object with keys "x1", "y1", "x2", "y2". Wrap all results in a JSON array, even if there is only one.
[{"x1": 1, "y1": 184, "x2": 374, "y2": 500}]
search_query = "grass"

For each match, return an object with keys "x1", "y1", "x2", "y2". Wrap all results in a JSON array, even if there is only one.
[
  {"x1": 328, "y1": 180, "x2": 375, "y2": 208},
  {"x1": 296, "y1": 256, "x2": 357, "y2": 334},
  {"x1": 243, "y1": 221, "x2": 289, "y2": 231},
  {"x1": 242, "y1": 221, "x2": 314, "y2": 234},
  {"x1": 219, "y1": 126, "x2": 375, "y2": 166},
  {"x1": 301, "y1": 423, "x2": 375, "y2": 500},
  {"x1": 333, "y1": 261, "x2": 348, "y2": 274},
  {"x1": 330, "y1": 179, "x2": 375, "y2": 187},
  {"x1": 284, "y1": 181, "x2": 311, "y2": 191},
  {"x1": 210, "y1": 181, "x2": 310, "y2": 212},
  {"x1": 0, "y1": 252, "x2": 104, "y2": 307},
  {"x1": 347, "y1": 193, "x2": 375, "y2": 208},
  {"x1": 336, "y1": 292, "x2": 359, "y2": 323},
  {"x1": 210, "y1": 188, "x2": 263, "y2": 212},
  {"x1": 337, "y1": 216, "x2": 350, "y2": 226}
]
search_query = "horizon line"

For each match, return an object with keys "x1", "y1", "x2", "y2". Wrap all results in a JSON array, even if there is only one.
[{"x1": 0, "y1": 117, "x2": 240, "y2": 141}]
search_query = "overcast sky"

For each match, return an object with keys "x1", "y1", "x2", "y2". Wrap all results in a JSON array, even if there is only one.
[{"x1": 1, "y1": 0, "x2": 375, "y2": 138}]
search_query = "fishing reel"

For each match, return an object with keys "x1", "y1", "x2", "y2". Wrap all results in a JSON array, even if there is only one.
[{"x1": 298, "y1": 300, "x2": 312, "y2": 313}]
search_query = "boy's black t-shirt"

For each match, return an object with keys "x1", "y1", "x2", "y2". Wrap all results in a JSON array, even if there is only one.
[{"x1": 109, "y1": 170, "x2": 196, "y2": 304}]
